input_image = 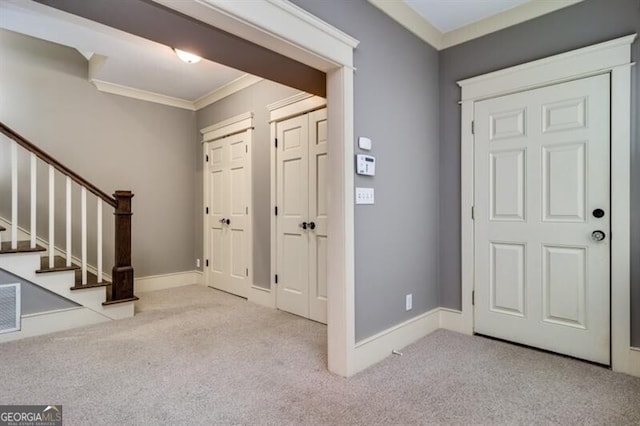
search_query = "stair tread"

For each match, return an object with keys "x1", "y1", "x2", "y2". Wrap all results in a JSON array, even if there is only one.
[
  {"x1": 0, "y1": 241, "x2": 46, "y2": 254},
  {"x1": 102, "y1": 296, "x2": 139, "y2": 306},
  {"x1": 37, "y1": 255, "x2": 81, "y2": 273},
  {"x1": 71, "y1": 269, "x2": 111, "y2": 289}
]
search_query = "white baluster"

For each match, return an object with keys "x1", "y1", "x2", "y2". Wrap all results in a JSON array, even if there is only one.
[
  {"x1": 10, "y1": 141, "x2": 17, "y2": 249},
  {"x1": 66, "y1": 177, "x2": 72, "y2": 267},
  {"x1": 97, "y1": 199, "x2": 103, "y2": 283},
  {"x1": 81, "y1": 187, "x2": 87, "y2": 285},
  {"x1": 48, "y1": 165, "x2": 54, "y2": 267},
  {"x1": 30, "y1": 153, "x2": 37, "y2": 249}
]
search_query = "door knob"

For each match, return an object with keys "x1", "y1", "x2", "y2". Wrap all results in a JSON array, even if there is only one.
[
  {"x1": 308, "y1": 221, "x2": 316, "y2": 230},
  {"x1": 219, "y1": 218, "x2": 226, "y2": 224},
  {"x1": 591, "y1": 230, "x2": 606, "y2": 241},
  {"x1": 592, "y1": 208, "x2": 605, "y2": 218},
  {"x1": 300, "y1": 222, "x2": 308, "y2": 230},
  {"x1": 226, "y1": 219, "x2": 231, "y2": 225}
]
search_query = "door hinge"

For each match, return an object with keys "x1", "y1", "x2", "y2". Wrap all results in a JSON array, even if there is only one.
[
  {"x1": 275, "y1": 206, "x2": 278, "y2": 216},
  {"x1": 206, "y1": 259, "x2": 209, "y2": 267},
  {"x1": 246, "y1": 206, "x2": 248, "y2": 215},
  {"x1": 275, "y1": 274, "x2": 278, "y2": 284},
  {"x1": 471, "y1": 121, "x2": 475, "y2": 135},
  {"x1": 275, "y1": 138, "x2": 278, "y2": 148},
  {"x1": 206, "y1": 154, "x2": 209, "y2": 162},
  {"x1": 205, "y1": 207, "x2": 209, "y2": 214},
  {"x1": 246, "y1": 268, "x2": 249, "y2": 277},
  {"x1": 471, "y1": 206, "x2": 475, "y2": 220},
  {"x1": 245, "y1": 145, "x2": 248, "y2": 153},
  {"x1": 472, "y1": 290, "x2": 475, "y2": 306}
]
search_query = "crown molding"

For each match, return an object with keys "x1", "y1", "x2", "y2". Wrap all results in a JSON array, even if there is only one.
[
  {"x1": 368, "y1": 0, "x2": 584, "y2": 51},
  {"x1": 90, "y1": 74, "x2": 263, "y2": 111},
  {"x1": 194, "y1": 74, "x2": 263, "y2": 110}
]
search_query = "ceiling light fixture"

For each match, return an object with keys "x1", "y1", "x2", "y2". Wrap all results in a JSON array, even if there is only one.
[{"x1": 174, "y1": 48, "x2": 201, "y2": 64}]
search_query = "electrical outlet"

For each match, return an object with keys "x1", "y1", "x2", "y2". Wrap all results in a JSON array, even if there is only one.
[
  {"x1": 406, "y1": 294, "x2": 412, "y2": 311},
  {"x1": 196, "y1": 258, "x2": 201, "y2": 268}
]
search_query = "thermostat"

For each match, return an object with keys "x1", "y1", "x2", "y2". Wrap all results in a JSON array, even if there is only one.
[{"x1": 356, "y1": 154, "x2": 375, "y2": 176}]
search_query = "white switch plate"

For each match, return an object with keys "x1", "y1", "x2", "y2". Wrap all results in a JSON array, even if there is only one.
[
  {"x1": 406, "y1": 294, "x2": 412, "y2": 311},
  {"x1": 355, "y1": 187, "x2": 374, "y2": 205}
]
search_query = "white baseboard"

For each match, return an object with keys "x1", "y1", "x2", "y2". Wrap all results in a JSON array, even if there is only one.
[
  {"x1": 353, "y1": 308, "x2": 441, "y2": 375},
  {"x1": 439, "y1": 308, "x2": 467, "y2": 334},
  {"x1": 135, "y1": 270, "x2": 202, "y2": 293},
  {"x1": 248, "y1": 285, "x2": 275, "y2": 308},
  {"x1": 0, "y1": 307, "x2": 109, "y2": 343},
  {"x1": 628, "y1": 347, "x2": 640, "y2": 377}
]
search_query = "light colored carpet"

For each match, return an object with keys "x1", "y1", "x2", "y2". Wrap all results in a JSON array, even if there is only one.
[{"x1": 0, "y1": 285, "x2": 638, "y2": 425}]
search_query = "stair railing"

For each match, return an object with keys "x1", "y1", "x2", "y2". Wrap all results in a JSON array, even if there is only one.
[{"x1": 0, "y1": 122, "x2": 135, "y2": 303}]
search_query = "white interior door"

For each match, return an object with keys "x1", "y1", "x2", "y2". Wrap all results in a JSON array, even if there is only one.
[
  {"x1": 275, "y1": 108, "x2": 328, "y2": 324},
  {"x1": 474, "y1": 74, "x2": 611, "y2": 364},
  {"x1": 276, "y1": 114, "x2": 310, "y2": 318},
  {"x1": 205, "y1": 131, "x2": 250, "y2": 298},
  {"x1": 308, "y1": 109, "x2": 328, "y2": 323}
]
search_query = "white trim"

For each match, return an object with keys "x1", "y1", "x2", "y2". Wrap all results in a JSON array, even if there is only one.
[
  {"x1": 367, "y1": 0, "x2": 583, "y2": 51},
  {"x1": 458, "y1": 34, "x2": 637, "y2": 376},
  {"x1": 91, "y1": 79, "x2": 196, "y2": 110},
  {"x1": 267, "y1": 93, "x2": 326, "y2": 122},
  {"x1": 441, "y1": 0, "x2": 583, "y2": 50},
  {"x1": 353, "y1": 308, "x2": 441, "y2": 374},
  {"x1": 439, "y1": 308, "x2": 465, "y2": 334},
  {"x1": 157, "y1": 0, "x2": 357, "y2": 378},
  {"x1": 194, "y1": 75, "x2": 263, "y2": 110},
  {"x1": 248, "y1": 285, "x2": 275, "y2": 309},
  {"x1": 628, "y1": 348, "x2": 640, "y2": 377},
  {"x1": 200, "y1": 112, "x2": 254, "y2": 140},
  {"x1": 135, "y1": 270, "x2": 203, "y2": 293},
  {"x1": 0, "y1": 307, "x2": 109, "y2": 343}
]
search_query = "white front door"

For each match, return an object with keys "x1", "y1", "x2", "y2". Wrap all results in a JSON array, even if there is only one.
[
  {"x1": 474, "y1": 74, "x2": 611, "y2": 364},
  {"x1": 275, "y1": 108, "x2": 328, "y2": 323},
  {"x1": 205, "y1": 131, "x2": 250, "y2": 298}
]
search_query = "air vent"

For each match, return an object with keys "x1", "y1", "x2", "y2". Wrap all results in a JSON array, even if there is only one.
[{"x1": 0, "y1": 283, "x2": 21, "y2": 334}]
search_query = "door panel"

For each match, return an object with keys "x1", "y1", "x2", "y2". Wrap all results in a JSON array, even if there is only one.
[
  {"x1": 474, "y1": 74, "x2": 610, "y2": 364},
  {"x1": 204, "y1": 131, "x2": 250, "y2": 299},
  {"x1": 276, "y1": 108, "x2": 328, "y2": 324}
]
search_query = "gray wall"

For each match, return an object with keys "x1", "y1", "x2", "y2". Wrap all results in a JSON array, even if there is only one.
[
  {"x1": 290, "y1": 0, "x2": 441, "y2": 341},
  {"x1": 195, "y1": 80, "x2": 300, "y2": 289},
  {"x1": 438, "y1": 0, "x2": 640, "y2": 345},
  {"x1": 0, "y1": 269, "x2": 78, "y2": 315},
  {"x1": 0, "y1": 29, "x2": 199, "y2": 278}
]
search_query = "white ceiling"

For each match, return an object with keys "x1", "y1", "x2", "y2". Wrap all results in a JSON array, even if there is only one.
[
  {"x1": 404, "y1": 0, "x2": 533, "y2": 32},
  {"x1": 0, "y1": 0, "x2": 253, "y2": 110}
]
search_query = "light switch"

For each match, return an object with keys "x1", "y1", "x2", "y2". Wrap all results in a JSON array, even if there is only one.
[
  {"x1": 355, "y1": 187, "x2": 374, "y2": 205},
  {"x1": 358, "y1": 137, "x2": 372, "y2": 151}
]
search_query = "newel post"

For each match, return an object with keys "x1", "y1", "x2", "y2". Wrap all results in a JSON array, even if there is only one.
[{"x1": 111, "y1": 190, "x2": 134, "y2": 301}]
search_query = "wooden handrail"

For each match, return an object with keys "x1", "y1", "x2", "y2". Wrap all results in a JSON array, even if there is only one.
[{"x1": 0, "y1": 122, "x2": 116, "y2": 208}]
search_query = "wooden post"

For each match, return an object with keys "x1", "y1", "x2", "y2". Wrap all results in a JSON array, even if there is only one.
[{"x1": 111, "y1": 190, "x2": 135, "y2": 301}]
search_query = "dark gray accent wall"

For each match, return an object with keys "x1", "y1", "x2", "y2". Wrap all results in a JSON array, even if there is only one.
[
  {"x1": 195, "y1": 80, "x2": 300, "y2": 288},
  {"x1": 290, "y1": 0, "x2": 441, "y2": 341},
  {"x1": 438, "y1": 0, "x2": 640, "y2": 345},
  {"x1": 0, "y1": 269, "x2": 78, "y2": 315},
  {"x1": 0, "y1": 29, "x2": 199, "y2": 278}
]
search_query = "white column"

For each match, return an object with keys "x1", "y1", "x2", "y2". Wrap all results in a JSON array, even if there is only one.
[
  {"x1": 30, "y1": 153, "x2": 37, "y2": 249},
  {"x1": 10, "y1": 141, "x2": 18, "y2": 249},
  {"x1": 66, "y1": 177, "x2": 72, "y2": 267},
  {"x1": 97, "y1": 199, "x2": 103, "y2": 283},
  {"x1": 81, "y1": 187, "x2": 87, "y2": 285},
  {"x1": 48, "y1": 165, "x2": 55, "y2": 267}
]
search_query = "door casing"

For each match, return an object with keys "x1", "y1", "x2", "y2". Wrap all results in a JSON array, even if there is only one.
[{"x1": 458, "y1": 34, "x2": 637, "y2": 375}]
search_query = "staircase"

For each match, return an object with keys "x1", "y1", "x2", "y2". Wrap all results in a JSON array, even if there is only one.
[{"x1": 0, "y1": 122, "x2": 137, "y2": 341}]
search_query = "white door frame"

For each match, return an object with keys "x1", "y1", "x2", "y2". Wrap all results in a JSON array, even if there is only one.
[
  {"x1": 263, "y1": 93, "x2": 327, "y2": 315},
  {"x1": 201, "y1": 112, "x2": 254, "y2": 295},
  {"x1": 154, "y1": 0, "x2": 359, "y2": 376},
  {"x1": 458, "y1": 34, "x2": 637, "y2": 375}
]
